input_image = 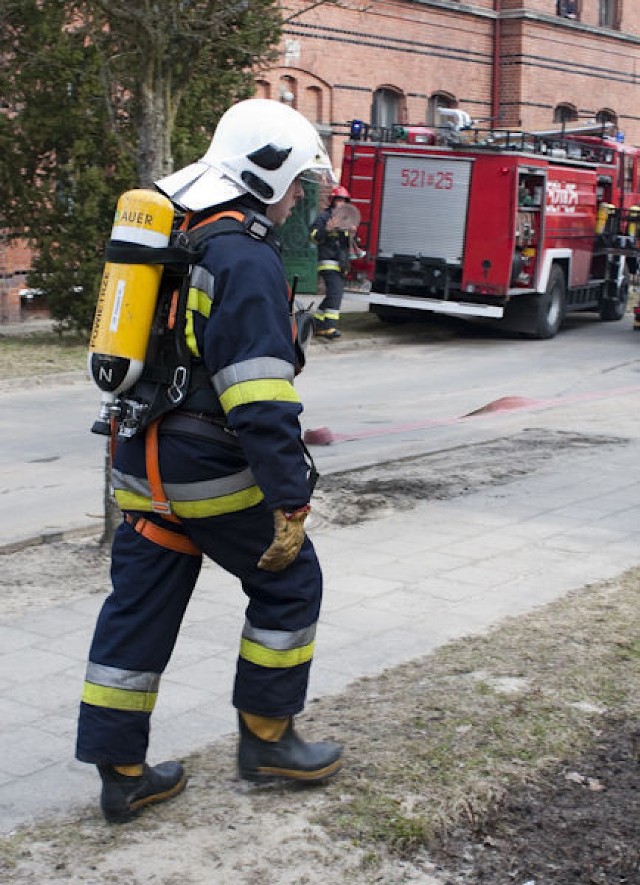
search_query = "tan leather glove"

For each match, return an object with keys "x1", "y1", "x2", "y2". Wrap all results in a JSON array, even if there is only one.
[{"x1": 258, "y1": 505, "x2": 310, "y2": 572}]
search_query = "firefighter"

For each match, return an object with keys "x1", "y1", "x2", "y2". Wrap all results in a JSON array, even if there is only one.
[
  {"x1": 309, "y1": 185, "x2": 353, "y2": 340},
  {"x1": 76, "y1": 99, "x2": 343, "y2": 824}
]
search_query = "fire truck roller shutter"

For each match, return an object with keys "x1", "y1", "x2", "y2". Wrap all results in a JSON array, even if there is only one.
[{"x1": 377, "y1": 156, "x2": 472, "y2": 264}]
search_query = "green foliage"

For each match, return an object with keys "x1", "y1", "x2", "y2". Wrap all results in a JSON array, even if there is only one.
[
  {"x1": 1, "y1": 2, "x2": 135, "y2": 332},
  {"x1": 73, "y1": 0, "x2": 283, "y2": 182},
  {"x1": 0, "y1": 0, "x2": 283, "y2": 332},
  {"x1": 172, "y1": 0, "x2": 281, "y2": 168}
]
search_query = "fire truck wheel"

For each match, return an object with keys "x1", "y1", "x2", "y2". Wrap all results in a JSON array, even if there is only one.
[
  {"x1": 534, "y1": 264, "x2": 566, "y2": 339},
  {"x1": 599, "y1": 274, "x2": 629, "y2": 322}
]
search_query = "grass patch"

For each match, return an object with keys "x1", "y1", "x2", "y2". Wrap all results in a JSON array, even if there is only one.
[
  {"x1": 311, "y1": 570, "x2": 640, "y2": 858},
  {"x1": 0, "y1": 333, "x2": 87, "y2": 380}
]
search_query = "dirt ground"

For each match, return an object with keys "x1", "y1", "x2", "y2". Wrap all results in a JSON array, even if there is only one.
[
  {"x1": 443, "y1": 717, "x2": 639, "y2": 884},
  {"x1": 1, "y1": 426, "x2": 639, "y2": 884}
]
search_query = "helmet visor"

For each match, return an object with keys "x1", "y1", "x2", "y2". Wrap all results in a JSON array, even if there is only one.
[
  {"x1": 298, "y1": 136, "x2": 337, "y2": 185},
  {"x1": 299, "y1": 167, "x2": 337, "y2": 186}
]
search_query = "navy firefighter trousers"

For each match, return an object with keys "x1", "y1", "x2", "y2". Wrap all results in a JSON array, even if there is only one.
[{"x1": 76, "y1": 504, "x2": 322, "y2": 765}]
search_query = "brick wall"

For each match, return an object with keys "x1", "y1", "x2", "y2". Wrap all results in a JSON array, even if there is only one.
[
  {"x1": 278, "y1": 0, "x2": 496, "y2": 168},
  {"x1": 269, "y1": 0, "x2": 640, "y2": 168},
  {"x1": 0, "y1": 237, "x2": 31, "y2": 324}
]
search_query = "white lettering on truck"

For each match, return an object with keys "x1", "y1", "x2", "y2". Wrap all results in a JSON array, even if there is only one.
[{"x1": 547, "y1": 180, "x2": 578, "y2": 214}]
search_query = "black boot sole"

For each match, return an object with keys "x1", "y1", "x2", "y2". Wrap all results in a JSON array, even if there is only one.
[
  {"x1": 240, "y1": 757, "x2": 342, "y2": 785},
  {"x1": 102, "y1": 773, "x2": 188, "y2": 824}
]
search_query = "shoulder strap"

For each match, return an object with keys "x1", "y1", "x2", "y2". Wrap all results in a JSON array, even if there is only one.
[
  {"x1": 187, "y1": 209, "x2": 279, "y2": 251},
  {"x1": 190, "y1": 209, "x2": 246, "y2": 230},
  {"x1": 104, "y1": 241, "x2": 198, "y2": 268}
]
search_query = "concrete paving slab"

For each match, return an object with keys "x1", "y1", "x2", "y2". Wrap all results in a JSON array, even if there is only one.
[{"x1": 0, "y1": 438, "x2": 639, "y2": 835}]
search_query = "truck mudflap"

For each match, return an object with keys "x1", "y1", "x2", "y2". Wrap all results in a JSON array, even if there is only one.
[{"x1": 345, "y1": 290, "x2": 505, "y2": 319}]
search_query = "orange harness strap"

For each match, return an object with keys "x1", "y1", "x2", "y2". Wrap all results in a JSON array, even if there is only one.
[
  {"x1": 140, "y1": 419, "x2": 202, "y2": 556},
  {"x1": 125, "y1": 514, "x2": 201, "y2": 557},
  {"x1": 145, "y1": 419, "x2": 179, "y2": 522},
  {"x1": 189, "y1": 209, "x2": 246, "y2": 232}
]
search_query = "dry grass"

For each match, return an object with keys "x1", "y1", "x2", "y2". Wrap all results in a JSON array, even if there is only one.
[
  {"x1": 0, "y1": 331, "x2": 86, "y2": 381},
  {"x1": 311, "y1": 569, "x2": 639, "y2": 859}
]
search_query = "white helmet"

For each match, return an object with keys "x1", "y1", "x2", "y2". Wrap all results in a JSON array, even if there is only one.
[{"x1": 156, "y1": 99, "x2": 334, "y2": 210}]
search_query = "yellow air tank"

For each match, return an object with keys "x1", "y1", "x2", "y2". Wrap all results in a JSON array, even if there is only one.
[
  {"x1": 88, "y1": 189, "x2": 174, "y2": 407},
  {"x1": 595, "y1": 202, "x2": 614, "y2": 236}
]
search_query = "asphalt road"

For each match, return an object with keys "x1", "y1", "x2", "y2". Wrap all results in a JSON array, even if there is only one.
[
  {"x1": 297, "y1": 309, "x2": 640, "y2": 470},
  {"x1": 1, "y1": 308, "x2": 639, "y2": 549}
]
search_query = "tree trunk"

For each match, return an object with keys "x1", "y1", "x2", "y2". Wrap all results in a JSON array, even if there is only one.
[{"x1": 137, "y1": 57, "x2": 175, "y2": 185}]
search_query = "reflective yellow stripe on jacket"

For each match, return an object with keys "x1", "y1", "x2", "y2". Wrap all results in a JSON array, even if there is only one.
[
  {"x1": 213, "y1": 356, "x2": 299, "y2": 415},
  {"x1": 239, "y1": 620, "x2": 316, "y2": 669},
  {"x1": 185, "y1": 266, "x2": 215, "y2": 358}
]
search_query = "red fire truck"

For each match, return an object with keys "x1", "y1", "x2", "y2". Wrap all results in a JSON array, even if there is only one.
[{"x1": 341, "y1": 120, "x2": 639, "y2": 338}]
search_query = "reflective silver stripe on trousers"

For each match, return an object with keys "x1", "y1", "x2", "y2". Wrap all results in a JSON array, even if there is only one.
[
  {"x1": 85, "y1": 661, "x2": 161, "y2": 692},
  {"x1": 213, "y1": 356, "x2": 295, "y2": 397},
  {"x1": 241, "y1": 619, "x2": 317, "y2": 650}
]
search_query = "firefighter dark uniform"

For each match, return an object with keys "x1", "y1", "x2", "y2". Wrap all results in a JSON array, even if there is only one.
[
  {"x1": 309, "y1": 205, "x2": 351, "y2": 340},
  {"x1": 77, "y1": 194, "x2": 342, "y2": 821},
  {"x1": 77, "y1": 96, "x2": 342, "y2": 824}
]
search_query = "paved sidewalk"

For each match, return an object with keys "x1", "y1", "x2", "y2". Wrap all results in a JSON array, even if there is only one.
[{"x1": 1, "y1": 438, "x2": 640, "y2": 834}]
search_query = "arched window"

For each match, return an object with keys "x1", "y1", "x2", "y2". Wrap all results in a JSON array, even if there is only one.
[
  {"x1": 427, "y1": 92, "x2": 456, "y2": 126},
  {"x1": 279, "y1": 75, "x2": 296, "y2": 106},
  {"x1": 372, "y1": 88, "x2": 403, "y2": 131},
  {"x1": 596, "y1": 108, "x2": 617, "y2": 128},
  {"x1": 553, "y1": 103, "x2": 578, "y2": 125},
  {"x1": 306, "y1": 86, "x2": 323, "y2": 124},
  {"x1": 255, "y1": 80, "x2": 271, "y2": 100}
]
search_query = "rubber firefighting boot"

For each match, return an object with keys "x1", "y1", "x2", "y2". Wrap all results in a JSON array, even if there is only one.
[
  {"x1": 316, "y1": 325, "x2": 341, "y2": 340},
  {"x1": 97, "y1": 761, "x2": 187, "y2": 824},
  {"x1": 238, "y1": 712, "x2": 342, "y2": 784},
  {"x1": 314, "y1": 314, "x2": 341, "y2": 339}
]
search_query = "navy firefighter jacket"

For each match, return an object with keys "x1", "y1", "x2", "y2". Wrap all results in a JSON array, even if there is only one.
[
  {"x1": 309, "y1": 208, "x2": 350, "y2": 272},
  {"x1": 111, "y1": 215, "x2": 311, "y2": 519}
]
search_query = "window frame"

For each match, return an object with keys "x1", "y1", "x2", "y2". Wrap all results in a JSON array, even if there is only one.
[
  {"x1": 557, "y1": 0, "x2": 579, "y2": 21},
  {"x1": 599, "y1": 0, "x2": 621, "y2": 30}
]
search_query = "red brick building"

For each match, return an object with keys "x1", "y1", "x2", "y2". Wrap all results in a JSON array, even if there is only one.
[
  {"x1": 259, "y1": 0, "x2": 640, "y2": 173},
  {"x1": 3, "y1": 0, "x2": 639, "y2": 322},
  {"x1": 0, "y1": 236, "x2": 33, "y2": 324}
]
